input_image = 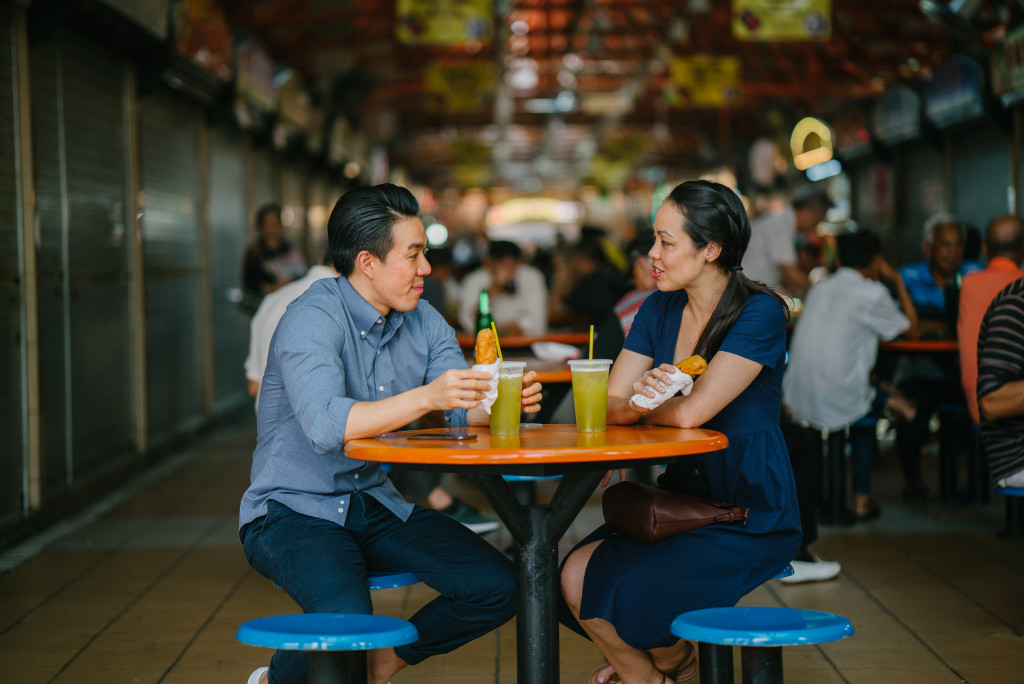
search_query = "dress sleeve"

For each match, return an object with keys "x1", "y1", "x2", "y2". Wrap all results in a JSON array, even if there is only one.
[
  {"x1": 717, "y1": 294, "x2": 787, "y2": 369},
  {"x1": 622, "y1": 292, "x2": 660, "y2": 359}
]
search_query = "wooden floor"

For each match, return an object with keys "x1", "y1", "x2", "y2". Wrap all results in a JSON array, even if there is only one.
[{"x1": 1, "y1": 416, "x2": 1021, "y2": 684}]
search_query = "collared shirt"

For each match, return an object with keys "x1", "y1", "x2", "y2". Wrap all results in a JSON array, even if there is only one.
[
  {"x1": 978, "y1": 277, "x2": 1024, "y2": 482},
  {"x1": 784, "y1": 268, "x2": 910, "y2": 430},
  {"x1": 958, "y1": 257, "x2": 1024, "y2": 424},
  {"x1": 238, "y1": 276, "x2": 469, "y2": 532},
  {"x1": 457, "y1": 263, "x2": 548, "y2": 335},
  {"x1": 244, "y1": 264, "x2": 338, "y2": 388},
  {"x1": 900, "y1": 260, "x2": 983, "y2": 321},
  {"x1": 741, "y1": 206, "x2": 797, "y2": 289}
]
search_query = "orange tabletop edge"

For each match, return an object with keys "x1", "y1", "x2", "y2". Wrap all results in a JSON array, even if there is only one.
[{"x1": 345, "y1": 424, "x2": 728, "y2": 465}]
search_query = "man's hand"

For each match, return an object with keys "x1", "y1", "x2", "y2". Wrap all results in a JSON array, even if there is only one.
[
  {"x1": 425, "y1": 369, "x2": 494, "y2": 411},
  {"x1": 520, "y1": 370, "x2": 543, "y2": 414}
]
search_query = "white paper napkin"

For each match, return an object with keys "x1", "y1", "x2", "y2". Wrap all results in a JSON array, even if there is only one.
[
  {"x1": 630, "y1": 366, "x2": 695, "y2": 410},
  {"x1": 472, "y1": 362, "x2": 500, "y2": 414}
]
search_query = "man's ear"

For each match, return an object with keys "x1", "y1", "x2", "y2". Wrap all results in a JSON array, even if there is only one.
[{"x1": 354, "y1": 250, "x2": 377, "y2": 279}]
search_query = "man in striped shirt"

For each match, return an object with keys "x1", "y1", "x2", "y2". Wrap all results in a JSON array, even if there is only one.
[{"x1": 977, "y1": 277, "x2": 1024, "y2": 487}]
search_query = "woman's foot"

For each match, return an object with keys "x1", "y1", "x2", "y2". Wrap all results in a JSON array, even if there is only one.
[
  {"x1": 650, "y1": 640, "x2": 697, "y2": 682},
  {"x1": 589, "y1": 662, "x2": 619, "y2": 684}
]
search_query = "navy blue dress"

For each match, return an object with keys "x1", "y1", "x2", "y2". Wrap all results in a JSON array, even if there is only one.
[{"x1": 558, "y1": 290, "x2": 802, "y2": 650}]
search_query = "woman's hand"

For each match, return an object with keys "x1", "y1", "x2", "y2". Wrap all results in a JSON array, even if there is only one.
[
  {"x1": 631, "y1": 364, "x2": 678, "y2": 400},
  {"x1": 520, "y1": 370, "x2": 543, "y2": 414},
  {"x1": 425, "y1": 369, "x2": 494, "y2": 411}
]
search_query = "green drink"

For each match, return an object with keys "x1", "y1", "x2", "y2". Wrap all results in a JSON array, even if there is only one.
[
  {"x1": 569, "y1": 359, "x2": 612, "y2": 433},
  {"x1": 489, "y1": 362, "x2": 526, "y2": 436}
]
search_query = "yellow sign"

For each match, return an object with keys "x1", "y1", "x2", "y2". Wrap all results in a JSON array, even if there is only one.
[
  {"x1": 669, "y1": 55, "x2": 742, "y2": 108},
  {"x1": 396, "y1": 0, "x2": 493, "y2": 46},
  {"x1": 425, "y1": 61, "x2": 495, "y2": 112},
  {"x1": 733, "y1": 0, "x2": 831, "y2": 42}
]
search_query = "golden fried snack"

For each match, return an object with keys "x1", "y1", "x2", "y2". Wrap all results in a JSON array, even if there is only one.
[
  {"x1": 475, "y1": 328, "x2": 498, "y2": 365},
  {"x1": 673, "y1": 354, "x2": 707, "y2": 377}
]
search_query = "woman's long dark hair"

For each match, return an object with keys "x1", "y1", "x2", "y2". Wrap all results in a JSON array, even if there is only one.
[{"x1": 664, "y1": 180, "x2": 790, "y2": 360}]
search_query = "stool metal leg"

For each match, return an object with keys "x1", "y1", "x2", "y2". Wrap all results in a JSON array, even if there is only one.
[
  {"x1": 308, "y1": 650, "x2": 364, "y2": 684},
  {"x1": 740, "y1": 646, "x2": 783, "y2": 683},
  {"x1": 698, "y1": 642, "x2": 735, "y2": 684}
]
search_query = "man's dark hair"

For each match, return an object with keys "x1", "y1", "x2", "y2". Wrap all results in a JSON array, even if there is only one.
[
  {"x1": 626, "y1": 230, "x2": 655, "y2": 260},
  {"x1": 327, "y1": 184, "x2": 420, "y2": 276},
  {"x1": 792, "y1": 190, "x2": 833, "y2": 214},
  {"x1": 255, "y1": 203, "x2": 281, "y2": 231},
  {"x1": 984, "y1": 215, "x2": 1024, "y2": 258},
  {"x1": 836, "y1": 229, "x2": 882, "y2": 270},
  {"x1": 488, "y1": 240, "x2": 522, "y2": 260}
]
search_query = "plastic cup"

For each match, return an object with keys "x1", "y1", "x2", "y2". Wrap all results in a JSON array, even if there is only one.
[
  {"x1": 569, "y1": 359, "x2": 612, "y2": 433},
  {"x1": 489, "y1": 362, "x2": 526, "y2": 436}
]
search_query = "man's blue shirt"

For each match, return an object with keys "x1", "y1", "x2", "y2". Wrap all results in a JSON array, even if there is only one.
[
  {"x1": 239, "y1": 275, "x2": 468, "y2": 532},
  {"x1": 900, "y1": 260, "x2": 982, "y2": 320}
]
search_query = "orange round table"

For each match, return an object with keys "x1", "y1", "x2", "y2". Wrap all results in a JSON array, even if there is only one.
[{"x1": 346, "y1": 424, "x2": 728, "y2": 684}]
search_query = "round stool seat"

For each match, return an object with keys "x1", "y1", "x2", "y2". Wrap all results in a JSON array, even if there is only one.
[
  {"x1": 994, "y1": 485, "x2": 1024, "y2": 497},
  {"x1": 501, "y1": 474, "x2": 561, "y2": 482},
  {"x1": 236, "y1": 613, "x2": 418, "y2": 651},
  {"x1": 367, "y1": 571, "x2": 419, "y2": 590},
  {"x1": 671, "y1": 607, "x2": 853, "y2": 647},
  {"x1": 770, "y1": 564, "x2": 794, "y2": 580}
]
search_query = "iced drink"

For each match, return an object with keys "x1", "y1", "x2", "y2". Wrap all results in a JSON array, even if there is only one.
[
  {"x1": 569, "y1": 359, "x2": 612, "y2": 433},
  {"x1": 490, "y1": 362, "x2": 526, "y2": 436}
]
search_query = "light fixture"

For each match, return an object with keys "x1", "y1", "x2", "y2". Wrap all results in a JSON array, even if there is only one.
[{"x1": 426, "y1": 223, "x2": 449, "y2": 246}]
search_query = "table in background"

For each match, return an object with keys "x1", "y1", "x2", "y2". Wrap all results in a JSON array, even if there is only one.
[
  {"x1": 456, "y1": 331, "x2": 591, "y2": 350},
  {"x1": 346, "y1": 424, "x2": 728, "y2": 684},
  {"x1": 879, "y1": 339, "x2": 958, "y2": 353}
]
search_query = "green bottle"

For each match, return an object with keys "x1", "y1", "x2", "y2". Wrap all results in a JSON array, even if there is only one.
[{"x1": 475, "y1": 290, "x2": 494, "y2": 333}]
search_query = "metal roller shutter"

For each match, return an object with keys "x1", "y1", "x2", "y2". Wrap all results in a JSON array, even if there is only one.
[
  {"x1": 251, "y1": 144, "x2": 279, "y2": 226},
  {"x1": 58, "y1": 29, "x2": 133, "y2": 481},
  {"x1": 208, "y1": 125, "x2": 249, "y2": 413},
  {"x1": 0, "y1": 8, "x2": 25, "y2": 520},
  {"x1": 139, "y1": 88, "x2": 203, "y2": 444},
  {"x1": 953, "y1": 124, "x2": 1012, "y2": 232},
  {"x1": 281, "y1": 163, "x2": 308, "y2": 260},
  {"x1": 897, "y1": 142, "x2": 944, "y2": 264}
]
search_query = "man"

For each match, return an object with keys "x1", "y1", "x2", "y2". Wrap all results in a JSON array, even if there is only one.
[
  {"x1": 244, "y1": 252, "x2": 500, "y2": 534},
  {"x1": 741, "y1": 188, "x2": 832, "y2": 297},
  {"x1": 957, "y1": 216, "x2": 1024, "y2": 425},
  {"x1": 894, "y1": 212, "x2": 982, "y2": 500},
  {"x1": 782, "y1": 229, "x2": 918, "y2": 582},
  {"x1": 977, "y1": 276, "x2": 1024, "y2": 488},
  {"x1": 458, "y1": 239, "x2": 548, "y2": 336},
  {"x1": 241, "y1": 204, "x2": 307, "y2": 312},
  {"x1": 239, "y1": 184, "x2": 542, "y2": 684}
]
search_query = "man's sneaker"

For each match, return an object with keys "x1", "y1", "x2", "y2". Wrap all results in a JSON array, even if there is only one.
[
  {"x1": 777, "y1": 559, "x2": 842, "y2": 584},
  {"x1": 246, "y1": 666, "x2": 268, "y2": 684},
  {"x1": 444, "y1": 498, "x2": 501, "y2": 534}
]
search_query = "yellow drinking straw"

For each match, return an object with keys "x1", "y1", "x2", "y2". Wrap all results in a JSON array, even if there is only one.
[
  {"x1": 588, "y1": 324, "x2": 594, "y2": 360},
  {"x1": 490, "y1": 321, "x2": 503, "y2": 362}
]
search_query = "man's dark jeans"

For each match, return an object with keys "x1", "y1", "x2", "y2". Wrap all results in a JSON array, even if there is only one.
[{"x1": 242, "y1": 494, "x2": 516, "y2": 684}]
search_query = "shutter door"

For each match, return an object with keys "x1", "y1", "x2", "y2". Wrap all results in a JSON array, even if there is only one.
[
  {"x1": 897, "y1": 142, "x2": 944, "y2": 264},
  {"x1": 60, "y1": 29, "x2": 133, "y2": 480},
  {"x1": 139, "y1": 88, "x2": 203, "y2": 444},
  {"x1": 307, "y1": 176, "x2": 331, "y2": 263},
  {"x1": 208, "y1": 126, "x2": 249, "y2": 413},
  {"x1": 251, "y1": 145, "x2": 278, "y2": 221},
  {"x1": 0, "y1": 9, "x2": 25, "y2": 520},
  {"x1": 954, "y1": 124, "x2": 1012, "y2": 230},
  {"x1": 30, "y1": 32, "x2": 70, "y2": 495},
  {"x1": 281, "y1": 163, "x2": 307, "y2": 260}
]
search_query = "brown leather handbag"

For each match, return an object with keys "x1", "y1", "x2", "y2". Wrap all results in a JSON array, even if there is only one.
[{"x1": 602, "y1": 481, "x2": 749, "y2": 543}]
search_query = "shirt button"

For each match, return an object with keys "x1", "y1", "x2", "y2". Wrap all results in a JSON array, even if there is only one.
[
  {"x1": 360, "y1": 331, "x2": 365, "y2": 337},
  {"x1": 692, "y1": 467, "x2": 700, "y2": 478},
  {"x1": 337, "y1": 507, "x2": 344, "y2": 513},
  {"x1": 378, "y1": 318, "x2": 383, "y2": 324},
  {"x1": 379, "y1": 386, "x2": 384, "y2": 391},
  {"x1": 377, "y1": 350, "x2": 380, "y2": 355},
  {"x1": 354, "y1": 473, "x2": 359, "y2": 480}
]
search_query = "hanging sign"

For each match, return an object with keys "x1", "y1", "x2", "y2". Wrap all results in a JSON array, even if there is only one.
[
  {"x1": 669, "y1": 55, "x2": 742, "y2": 108},
  {"x1": 732, "y1": 0, "x2": 831, "y2": 42},
  {"x1": 925, "y1": 56, "x2": 983, "y2": 128},
  {"x1": 992, "y1": 24, "x2": 1024, "y2": 105},
  {"x1": 872, "y1": 85, "x2": 921, "y2": 145},
  {"x1": 396, "y1": 0, "x2": 493, "y2": 46},
  {"x1": 425, "y1": 61, "x2": 495, "y2": 112}
]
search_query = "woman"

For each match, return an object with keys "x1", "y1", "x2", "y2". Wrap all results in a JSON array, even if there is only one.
[
  {"x1": 241, "y1": 203, "x2": 307, "y2": 313},
  {"x1": 559, "y1": 180, "x2": 801, "y2": 684}
]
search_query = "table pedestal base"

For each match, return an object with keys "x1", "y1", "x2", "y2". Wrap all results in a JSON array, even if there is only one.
[{"x1": 474, "y1": 470, "x2": 605, "y2": 684}]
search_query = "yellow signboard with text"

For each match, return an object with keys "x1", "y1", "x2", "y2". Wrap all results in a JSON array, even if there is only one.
[
  {"x1": 733, "y1": 0, "x2": 831, "y2": 41},
  {"x1": 669, "y1": 55, "x2": 742, "y2": 108},
  {"x1": 426, "y1": 61, "x2": 495, "y2": 112},
  {"x1": 396, "y1": 0, "x2": 493, "y2": 46}
]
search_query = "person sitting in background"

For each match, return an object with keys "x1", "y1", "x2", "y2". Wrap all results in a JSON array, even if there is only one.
[
  {"x1": 549, "y1": 233, "x2": 628, "y2": 329},
  {"x1": 741, "y1": 187, "x2": 832, "y2": 298},
  {"x1": 978, "y1": 277, "x2": 1024, "y2": 489},
  {"x1": 420, "y1": 246, "x2": 460, "y2": 324},
  {"x1": 613, "y1": 230, "x2": 658, "y2": 337},
  {"x1": 457, "y1": 239, "x2": 548, "y2": 336},
  {"x1": 241, "y1": 204, "x2": 307, "y2": 313},
  {"x1": 784, "y1": 230, "x2": 919, "y2": 563},
  {"x1": 894, "y1": 212, "x2": 982, "y2": 501},
  {"x1": 957, "y1": 216, "x2": 1024, "y2": 426}
]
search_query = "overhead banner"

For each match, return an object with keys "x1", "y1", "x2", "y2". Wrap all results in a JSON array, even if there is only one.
[
  {"x1": 732, "y1": 0, "x2": 831, "y2": 42},
  {"x1": 992, "y1": 24, "x2": 1024, "y2": 104},
  {"x1": 425, "y1": 61, "x2": 495, "y2": 112},
  {"x1": 669, "y1": 55, "x2": 742, "y2": 108},
  {"x1": 396, "y1": 0, "x2": 493, "y2": 46}
]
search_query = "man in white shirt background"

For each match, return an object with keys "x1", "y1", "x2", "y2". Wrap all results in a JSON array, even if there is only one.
[{"x1": 457, "y1": 240, "x2": 548, "y2": 336}]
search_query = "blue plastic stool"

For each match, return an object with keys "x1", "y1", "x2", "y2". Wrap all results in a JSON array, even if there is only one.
[
  {"x1": 237, "y1": 613, "x2": 417, "y2": 684},
  {"x1": 770, "y1": 564, "x2": 794, "y2": 580},
  {"x1": 671, "y1": 606, "x2": 854, "y2": 684},
  {"x1": 995, "y1": 485, "x2": 1024, "y2": 537},
  {"x1": 501, "y1": 473, "x2": 561, "y2": 505}
]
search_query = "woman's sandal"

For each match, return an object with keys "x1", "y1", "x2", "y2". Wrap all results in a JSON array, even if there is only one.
[
  {"x1": 588, "y1": 662, "x2": 620, "y2": 684},
  {"x1": 652, "y1": 642, "x2": 697, "y2": 683}
]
